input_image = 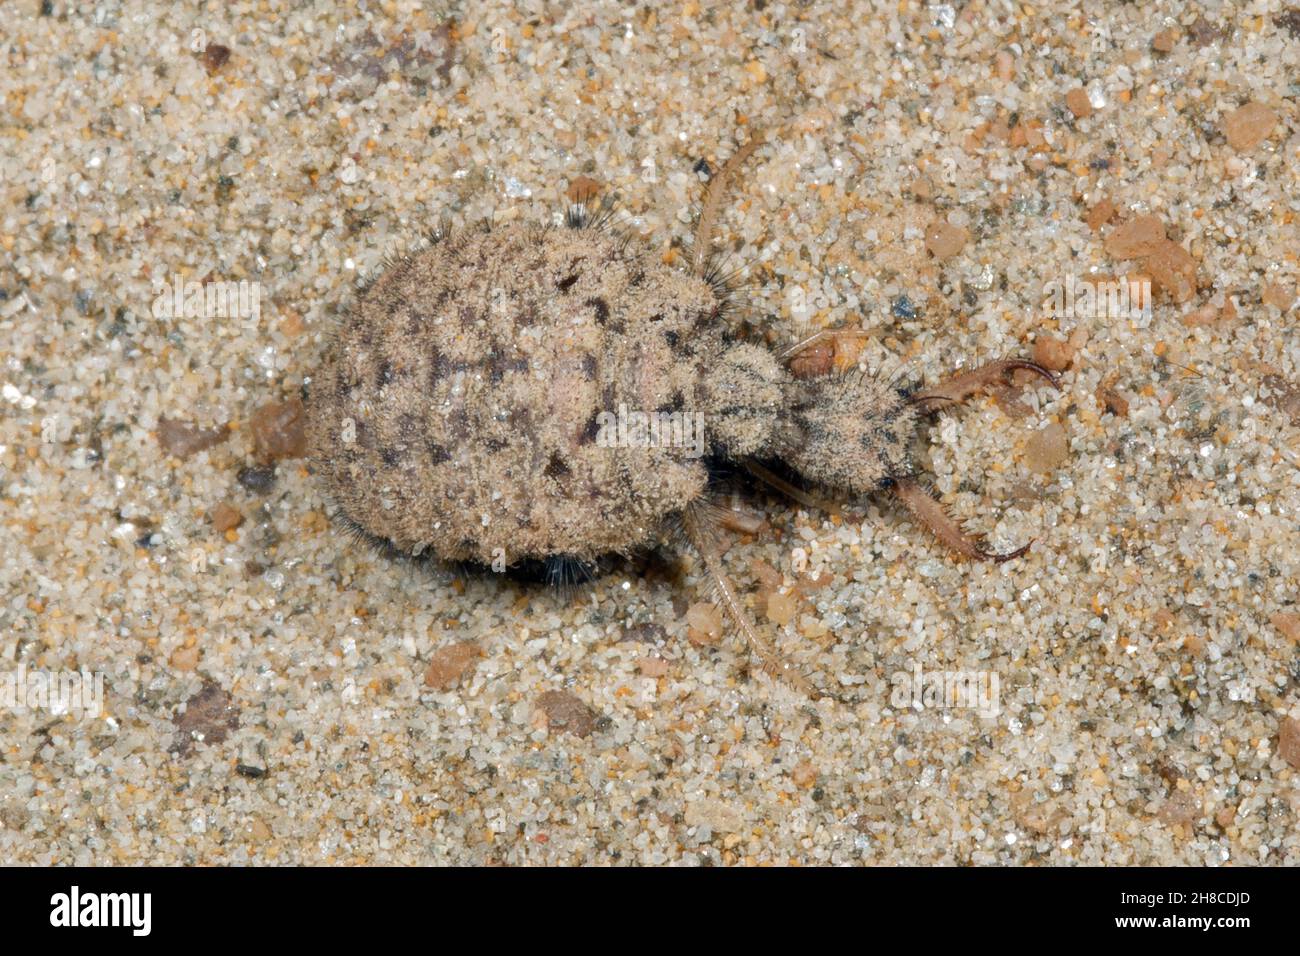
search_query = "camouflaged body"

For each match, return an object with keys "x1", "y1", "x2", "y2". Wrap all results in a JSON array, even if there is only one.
[{"x1": 308, "y1": 223, "x2": 750, "y2": 565}]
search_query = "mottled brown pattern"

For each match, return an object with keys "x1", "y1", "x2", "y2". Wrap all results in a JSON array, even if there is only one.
[
  {"x1": 309, "y1": 223, "x2": 727, "y2": 564},
  {"x1": 307, "y1": 219, "x2": 940, "y2": 574}
]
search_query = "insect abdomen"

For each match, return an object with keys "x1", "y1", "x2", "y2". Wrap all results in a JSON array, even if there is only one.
[{"x1": 307, "y1": 223, "x2": 721, "y2": 565}]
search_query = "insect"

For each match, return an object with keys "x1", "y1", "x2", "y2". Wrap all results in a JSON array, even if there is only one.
[{"x1": 305, "y1": 131, "x2": 1057, "y2": 699}]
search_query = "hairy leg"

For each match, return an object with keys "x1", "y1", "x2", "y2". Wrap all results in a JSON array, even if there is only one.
[
  {"x1": 682, "y1": 502, "x2": 832, "y2": 699},
  {"x1": 691, "y1": 131, "x2": 770, "y2": 278}
]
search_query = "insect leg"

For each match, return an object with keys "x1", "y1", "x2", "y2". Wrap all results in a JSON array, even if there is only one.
[
  {"x1": 682, "y1": 502, "x2": 832, "y2": 699},
  {"x1": 690, "y1": 131, "x2": 771, "y2": 277},
  {"x1": 742, "y1": 459, "x2": 841, "y2": 516}
]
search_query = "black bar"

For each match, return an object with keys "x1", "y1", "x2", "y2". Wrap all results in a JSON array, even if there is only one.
[{"x1": 0, "y1": 865, "x2": 1282, "y2": 942}]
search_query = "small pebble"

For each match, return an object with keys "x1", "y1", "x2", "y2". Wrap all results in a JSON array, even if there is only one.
[
  {"x1": 790, "y1": 760, "x2": 817, "y2": 789},
  {"x1": 251, "y1": 398, "x2": 308, "y2": 462},
  {"x1": 1158, "y1": 790, "x2": 1199, "y2": 827},
  {"x1": 1271, "y1": 612, "x2": 1300, "y2": 644},
  {"x1": 242, "y1": 818, "x2": 273, "y2": 844},
  {"x1": 1187, "y1": 17, "x2": 1223, "y2": 47},
  {"x1": 1276, "y1": 10, "x2": 1300, "y2": 39},
  {"x1": 210, "y1": 502, "x2": 243, "y2": 532},
  {"x1": 1262, "y1": 282, "x2": 1295, "y2": 311},
  {"x1": 924, "y1": 221, "x2": 969, "y2": 259},
  {"x1": 170, "y1": 645, "x2": 200, "y2": 672},
  {"x1": 280, "y1": 311, "x2": 305, "y2": 337},
  {"x1": 766, "y1": 590, "x2": 797, "y2": 627},
  {"x1": 1013, "y1": 793, "x2": 1064, "y2": 834},
  {"x1": 1145, "y1": 239, "x2": 1198, "y2": 303},
  {"x1": 1104, "y1": 215, "x2": 1166, "y2": 260},
  {"x1": 891, "y1": 295, "x2": 918, "y2": 320},
  {"x1": 1262, "y1": 375, "x2": 1300, "y2": 425},
  {"x1": 1279, "y1": 718, "x2": 1300, "y2": 770},
  {"x1": 1221, "y1": 102, "x2": 1277, "y2": 152},
  {"x1": 158, "y1": 416, "x2": 229, "y2": 459},
  {"x1": 621, "y1": 622, "x2": 667, "y2": 644},
  {"x1": 1032, "y1": 333, "x2": 1075, "y2": 372},
  {"x1": 1151, "y1": 28, "x2": 1178, "y2": 53},
  {"x1": 1181, "y1": 297, "x2": 1235, "y2": 327},
  {"x1": 236, "y1": 465, "x2": 277, "y2": 493},
  {"x1": 200, "y1": 43, "x2": 232, "y2": 75},
  {"x1": 1095, "y1": 380, "x2": 1130, "y2": 418},
  {"x1": 566, "y1": 175, "x2": 602, "y2": 203},
  {"x1": 535, "y1": 690, "x2": 599, "y2": 738},
  {"x1": 423, "y1": 642, "x2": 481, "y2": 690},
  {"x1": 638, "y1": 655, "x2": 670, "y2": 678},
  {"x1": 1085, "y1": 198, "x2": 1115, "y2": 232},
  {"x1": 685, "y1": 602, "x2": 723, "y2": 646},
  {"x1": 1024, "y1": 422, "x2": 1069, "y2": 473},
  {"x1": 994, "y1": 49, "x2": 1014, "y2": 82},
  {"x1": 750, "y1": 558, "x2": 783, "y2": 594},
  {"x1": 1065, "y1": 87, "x2": 1093, "y2": 119},
  {"x1": 171, "y1": 681, "x2": 240, "y2": 757}
]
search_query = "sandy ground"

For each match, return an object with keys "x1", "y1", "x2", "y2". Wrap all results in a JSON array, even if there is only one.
[{"x1": 2, "y1": 0, "x2": 1299, "y2": 865}]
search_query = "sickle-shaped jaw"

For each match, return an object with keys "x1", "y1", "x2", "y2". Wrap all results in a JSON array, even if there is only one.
[
  {"x1": 908, "y1": 359, "x2": 1059, "y2": 413},
  {"x1": 895, "y1": 358, "x2": 1059, "y2": 562}
]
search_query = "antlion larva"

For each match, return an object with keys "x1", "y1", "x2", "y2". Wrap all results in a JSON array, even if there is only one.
[{"x1": 305, "y1": 131, "x2": 1057, "y2": 700}]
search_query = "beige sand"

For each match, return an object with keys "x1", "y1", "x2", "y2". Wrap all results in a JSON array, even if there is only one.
[{"x1": 1, "y1": 1, "x2": 1298, "y2": 864}]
